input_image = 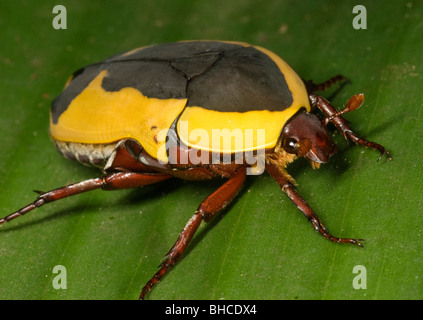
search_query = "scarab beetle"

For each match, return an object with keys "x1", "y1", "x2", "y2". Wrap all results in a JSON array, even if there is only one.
[{"x1": 1, "y1": 41, "x2": 391, "y2": 299}]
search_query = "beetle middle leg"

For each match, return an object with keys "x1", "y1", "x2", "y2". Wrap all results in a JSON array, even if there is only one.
[
  {"x1": 139, "y1": 166, "x2": 247, "y2": 299},
  {"x1": 0, "y1": 172, "x2": 172, "y2": 225},
  {"x1": 266, "y1": 163, "x2": 364, "y2": 247}
]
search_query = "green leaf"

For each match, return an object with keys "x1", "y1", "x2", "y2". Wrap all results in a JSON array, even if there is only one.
[{"x1": 0, "y1": 0, "x2": 422, "y2": 300}]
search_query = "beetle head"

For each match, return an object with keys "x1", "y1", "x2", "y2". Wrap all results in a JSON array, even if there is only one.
[{"x1": 281, "y1": 110, "x2": 337, "y2": 164}]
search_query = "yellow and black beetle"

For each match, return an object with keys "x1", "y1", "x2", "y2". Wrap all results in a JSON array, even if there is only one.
[{"x1": 1, "y1": 41, "x2": 391, "y2": 299}]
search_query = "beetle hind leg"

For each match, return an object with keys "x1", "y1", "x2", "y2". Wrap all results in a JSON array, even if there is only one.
[
  {"x1": 0, "y1": 172, "x2": 172, "y2": 225},
  {"x1": 139, "y1": 166, "x2": 247, "y2": 299}
]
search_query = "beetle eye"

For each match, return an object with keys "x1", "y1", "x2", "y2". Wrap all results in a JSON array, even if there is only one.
[{"x1": 282, "y1": 138, "x2": 299, "y2": 154}]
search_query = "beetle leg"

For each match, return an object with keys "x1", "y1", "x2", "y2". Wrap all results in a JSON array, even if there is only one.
[
  {"x1": 305, "y1": 74, "x2": 349, "y2": 94},
  {"x1": 310, "y1": 93, "x2": 392, "y2": 160},
  {"x1": 139, "y1": 166, "x2": 247, "y2": 300},
  {"x1": 266, "y1": 163, "x2": 364, "y2": 247},
  {"x1": 0, "y1": 172, "x2": 172, "y2": 225}
]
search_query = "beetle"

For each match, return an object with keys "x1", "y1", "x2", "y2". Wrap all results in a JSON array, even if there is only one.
[{"x1": 1, "y1": 40, "x2": 391, "y2": 299}]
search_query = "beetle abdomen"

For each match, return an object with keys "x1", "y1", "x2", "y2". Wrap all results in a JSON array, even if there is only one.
[{"x1": 53, "y1": 140, "x2": 117, "y2": 169}]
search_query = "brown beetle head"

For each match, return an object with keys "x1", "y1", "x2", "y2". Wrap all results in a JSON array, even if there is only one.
[{"x1": 281, "y1": 110, "x2": 337, "y2": 164}]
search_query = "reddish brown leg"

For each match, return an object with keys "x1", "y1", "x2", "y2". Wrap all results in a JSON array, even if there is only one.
[
  {"x1": 0, "y1": 172, "x2": 172, "y2": 225},
  {"x1": 139, "y1": 166, "x2": 247, "y2": 300},
  {"x1": 310, "y1": 93, "x2": 392, "y2": 161},
  {"x1": 305, "y1": 74, "x2": 349, "y2": 93},
  {"x1": 266, "y1": 163, "x2": 364, "y2": 247}
]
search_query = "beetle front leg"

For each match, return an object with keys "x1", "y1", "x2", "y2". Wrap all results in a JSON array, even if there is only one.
[
  {"x1": 139, "y1": 166, "x2": 247, "y2": 299},
  {"x1": 0, "y1": 172, "x2": 172, "y2": 225},
  {"x1": 310, "y1": 93, "x2": 392, "y2": 160},
  {"x1": 283, "y1": 183, "x2": 364, "y2": 247},
  {"x1": 266, "y1": 163, "x2": 364, "y2": 247}
]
